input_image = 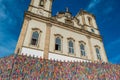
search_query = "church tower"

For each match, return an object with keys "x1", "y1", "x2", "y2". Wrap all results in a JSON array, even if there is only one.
[
  {"x1": 28, "y1": 0, "x2": 53, "y2": 17},
  {"x1": 15, "y1": 0, "x2": 108, "y2": 62}
]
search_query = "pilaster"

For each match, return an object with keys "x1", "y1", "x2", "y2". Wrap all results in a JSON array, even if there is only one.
[
  {"x1": 87, "y1": 35, "x2": 94, "y2": 61},
  {"x1": 81, "y1": 12, "x2": 87, "y2": 30},
  {"x1": 43, "y1": 23, "x2": 52, "y2": 59},
  {"x1": 15, "y1": 16, "x2": 31, "y2": 54}
]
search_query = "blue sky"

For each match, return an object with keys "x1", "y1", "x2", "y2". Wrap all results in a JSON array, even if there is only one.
[{"x1": 0, "y1": 0, "x2": 120, "y2": 64}]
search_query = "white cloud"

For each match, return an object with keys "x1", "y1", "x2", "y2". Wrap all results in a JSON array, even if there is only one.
[
  {"x1": 87, "y1": 0, "x2": 101, "y2": 10},
  {"x1": 87, "y1": 0, "x2": 114, "y2": 15},
  {"x1": 0, "y1": 1, "x2": 7, "y2": 20}
]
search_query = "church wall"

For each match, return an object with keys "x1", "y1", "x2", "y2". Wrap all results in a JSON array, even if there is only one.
[
  {"x1": 49, "y1": 25, "x2": 92, "y2": 60},
  {"x1": 23, "y1": 20, "x2": 46, "y2": 51},
  {"x1": 90, "y1": 38, "x2": 107, "y2": 62}
]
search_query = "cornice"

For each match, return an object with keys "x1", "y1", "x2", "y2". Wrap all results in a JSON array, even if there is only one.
[
  {"x1": 25, "y1": 11, "x2": 102, "y2": 41},
  {"x1": 24, "y1": 16, "x2": 31, "y2": 21},
  {"x1": 80, "y1": 10, "x2": 96, "y2": 19},
  {"x1": 29, "y1": 5, "x2": 51, "y2": 13}
]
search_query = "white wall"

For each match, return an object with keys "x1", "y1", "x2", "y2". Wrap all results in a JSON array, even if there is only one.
[
  {"x1": 49, "y1": 53, "x2": 90, "y2": 62},
  {"x1": 20, "y1": 47, "x2": 90, "y2": 62},
  {"x1": 21, "y1": 47, "x2": 44, "y2": 58}
]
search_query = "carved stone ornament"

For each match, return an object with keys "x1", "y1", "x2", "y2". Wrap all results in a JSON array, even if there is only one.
[{"x1": 37, "y1": 9, "x2": 44, "y2": 16}]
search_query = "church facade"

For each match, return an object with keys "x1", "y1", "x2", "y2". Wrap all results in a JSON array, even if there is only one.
[{"x1": 15, "y1": 0, "x2": 108, "y2": 62}]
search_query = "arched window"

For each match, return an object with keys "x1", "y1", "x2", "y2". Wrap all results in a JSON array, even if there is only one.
[
  {"x1": 96, "y1": 47, "x2": 102, "y2": 60},
  {"x1": 39, "y1": 0, "x2": 44, "y2": 7},
  {"x1": 68, "y1": 40, "x2": 74, "y2": 54},
  {"x1": 31, "y1": 31, "x2": 39, "y2": 46},
  {"x1": 88, "y1": 17, "x2": 93, "y2": 26},
  {"x1": 80, "y1": 44, "x2": 86, "y2": 56},
  {"x1": 55, "y1": 37, "x2": 61, "y2": 51}
]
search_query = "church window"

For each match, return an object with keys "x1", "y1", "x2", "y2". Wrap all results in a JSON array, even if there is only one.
[
  {"x1": 80, "y1": 43, "x2": 86, "y2": 56},
  {"x1": 55, "y1": 37, "x2": 61, "y2": 51},
  {"x1": 68, "y1": 40, "x2": 74, "y2": 54},
  {"x1": 39, "y1": 0, "x2": 44, "y2": 7},
  {"x1": 31, "y1": 31, "x2": 39, "y2": 46},
  {"x1": 95, "y1": 47, "x2": 102, "y2": 60}
]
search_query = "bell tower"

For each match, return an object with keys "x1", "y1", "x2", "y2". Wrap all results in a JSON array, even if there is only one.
[{"x1": 28, "y1": 0, "x2": 53, "y2": 17}]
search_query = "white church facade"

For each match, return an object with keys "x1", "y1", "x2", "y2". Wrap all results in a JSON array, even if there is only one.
[{"x1": 15, "y1": 0, "x2": 108, "y2": 62}]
